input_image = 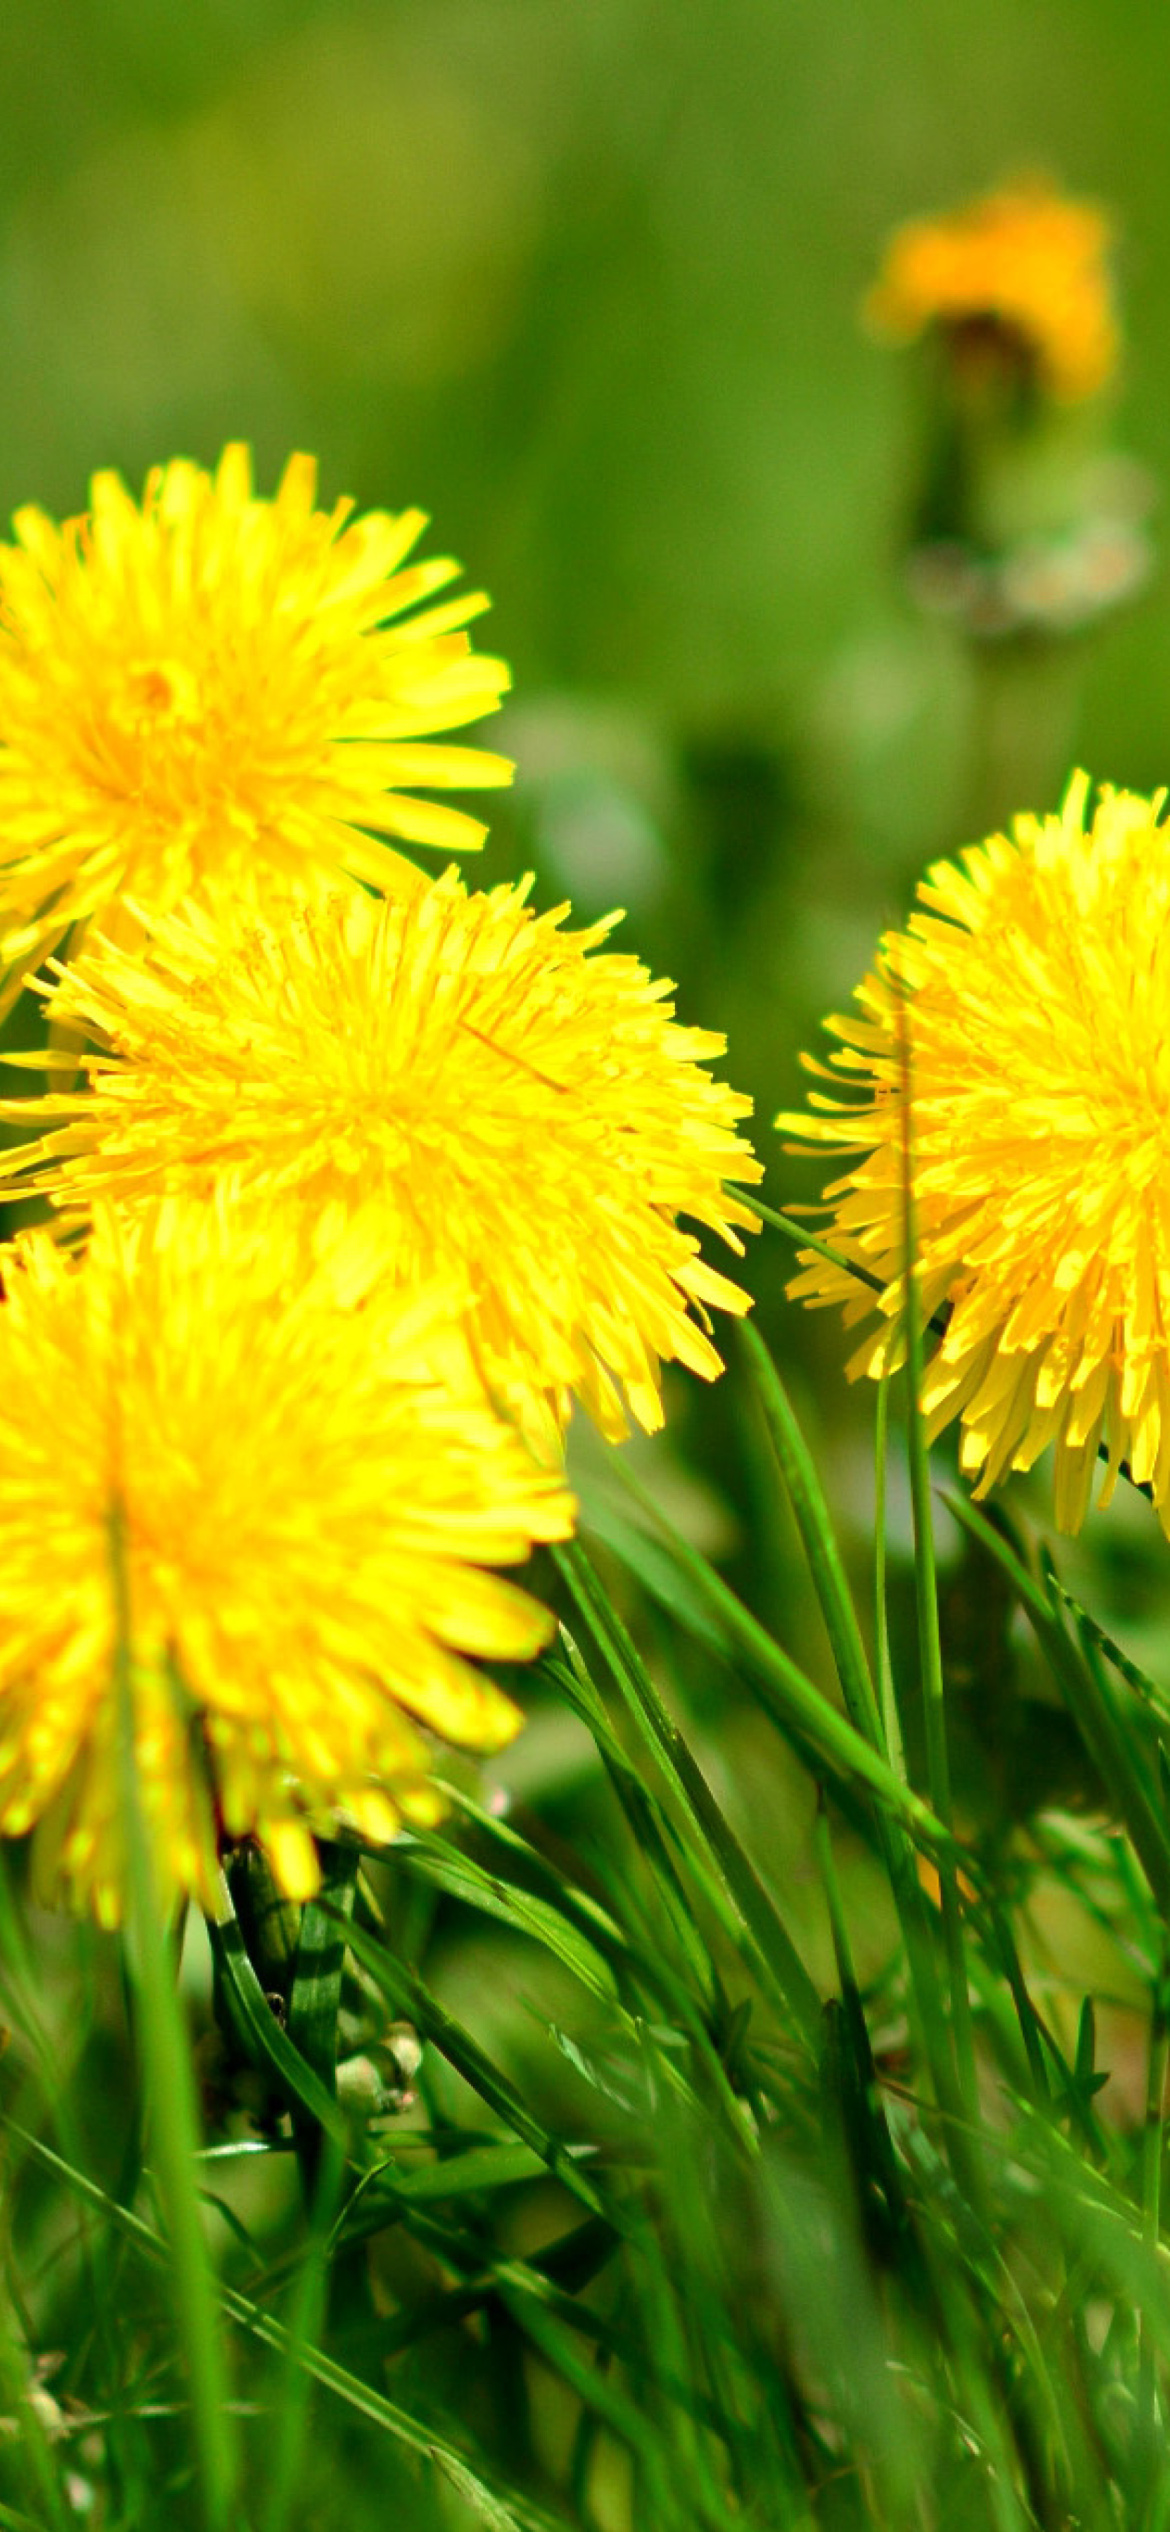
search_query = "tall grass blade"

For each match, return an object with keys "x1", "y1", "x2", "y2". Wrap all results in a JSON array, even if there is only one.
[
  {"x1": 554, "y1": 1539, "x2": 823, "y2": 2045},
  {"x1": 586, "y1": 1476, "x2": 955, "y2": 1855},
  {"x1": 894, "y1": 1007, "x2": 978, "y2": 2129},
  {"x1": 330, "y1": 1907, "x2": 614, "y2": 2221},
  {"x1": 108, "y1": 1498, "x2": 239, "y2": 2532},
  {"x1": 738, "y1": 1318, "x2": 884, "y2": 1750}
]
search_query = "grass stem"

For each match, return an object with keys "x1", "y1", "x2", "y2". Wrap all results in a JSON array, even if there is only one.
[{"x1": 109, "y1": 1496, "x2": 240, "y2": 2532}]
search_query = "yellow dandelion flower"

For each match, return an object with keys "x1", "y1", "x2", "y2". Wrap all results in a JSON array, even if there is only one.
[
  {"x1": 777, "y1": 773, "x2": 1170, "y2": 1537},
  {"x1": 1, "y1": 871, "x2": 761, "y2": 1444},
  {"x1": 0, "y1": 1201, "x2": 573, "y2": 1923},
  {"x1": 865, "y1": 180, "x2": 1118, "y2": 403},
  {"x1": 0, "y1": 443, "x2": 513, "y2": 1003}
]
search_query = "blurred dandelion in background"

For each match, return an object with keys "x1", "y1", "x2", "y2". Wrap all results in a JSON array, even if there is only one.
[
  {"x1": 866, "y1": 179, "x2": 1119, "y2": 405},
  {"x1": 865, "y1": 175, "x2": 1156, "y2": 830}
]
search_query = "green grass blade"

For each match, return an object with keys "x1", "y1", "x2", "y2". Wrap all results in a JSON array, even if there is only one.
[
  {"x1": 395, "y1": 1833, "x2": 621, "y2": 2003},
  {"x1": 544, "y1": 1638, "x2": 731, "y2": 2003},
  {"x1": 494, "y1": 2284, "x2": 723, "y2": 2531},
  {"x1": 0, "y1": 2317, "x2": 72, "y2": 2532},
  {"x1": 740, "y1": 1187, "x2": 949, "y2": 1336},
  {"x1": 585, "y1": 1480, "x2": 955, "y2": 1857},
  {"x1": 873, "y1": 1373, "x2": 905, "y2": 1777},
  {"x1": 108, "y1": 1499, "x2": 239, "y2": 2532},
  {"x1": 361, "y1": 2141, "x2": 550, "y2": 2207},
  {"x1": 258, "y1": 2135, "x2": 347, "y2": 2532},
  {"x1": 945, "y1": 1492, "x2": 1170, "y2": 1917},
  {"x1": 738, "y1": 1318, "x2": 884, "y2": 1750},
  {"x1": 1049, "y1": 1581, "x2": 1170, "y2": 1725},
  {"x1": 554, "y1": 1540, "x2": 823, "y2": 2047},
  {"x1": 733, "y1": 1331, "x2": 975, "y2": 2161},
  {"x1": 329, "y1": 1905, "x2": 613, "y2": 2221},
  {"x1": 894, "y1": 1044, "x2": 978, "y2": 2132},
  {"x1": 736, "y1": 1188, "x2": 887, "y2": 1297}
]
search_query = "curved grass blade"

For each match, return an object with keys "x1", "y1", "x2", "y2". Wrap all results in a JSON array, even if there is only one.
[
  {"x1": 328, "y1": 1906, "x2": 612, "y2": 2222},
  {"x1": 394, "y1": 1834, "x2": 620, "y2": 2005},
  {"x1": 542, "y1": 1639, "x2": 725, "y2": 2003},
  {"x1": 554, "y1": 1541, "x2": 822, "y2": 2047},
  {"x1": 586, "y1": 1480, "x2": 954, "y2": 1859}
]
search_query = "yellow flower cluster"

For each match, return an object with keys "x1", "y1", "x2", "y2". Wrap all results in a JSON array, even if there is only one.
[
  {"x1": 0, "y1": 446, "x2": 758, "y2": 1914},
  {"x1": 780, "y1": 776, "x2": 1170, "y2": 1537},
  {"x1": 866, "y1": 181, "x2": 1118, "y2": 403}
]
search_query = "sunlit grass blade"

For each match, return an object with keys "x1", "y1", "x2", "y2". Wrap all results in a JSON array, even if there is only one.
[
  {"x1": 585, "y1": 1475, "x2": 955, "y2": 1858},
  {"x1": 1049, "y1": 1579, "x2": 1170, "y2": 1724},
  {"x1": 542, "y1": 1636, "x2": 732, "y2": 2004},
  {"x1": 736, "y1": 1317, "x2": 977, "y2": 2179},
  {"x1": 423, "y1": 1784, "x2": 751, "y2": 2141},
  {"x1": 394, "y1": 1829, "x2": 622, "y2": 2004},
  {"x1": 873, "y1": 1372, "x2": 904, "y2": 1777},
  {"x1": 554, "y1": 1539, "x2": 823, "y2": 2047},
  {"x1": 894, "y1": 1014, "x2": 978, "y2": 2133},
  {"x1": 108, "y1": 1499, "x2": 239, "y2": 2532},
  {"x1": 738, "y1": 1318, "x2": 883, "y2": 1750}
]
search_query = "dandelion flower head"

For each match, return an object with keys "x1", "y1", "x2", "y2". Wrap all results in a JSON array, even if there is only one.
[
  {"x1": 0, "y1": 1202, "x2": 573, "y2": 1922},
  {"x1": 778, "y1": 775, "x2": 1170, "y2": 1536},
  {"x1": 865, "y1": 181, "x2": 1118, "y2": 403},
  {"x1": 0, "y1": 444, "x2": 512, "y2": 1003},
  {"x1": 4, "y1": 872, "x2": 762, "y2": 1445}
]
